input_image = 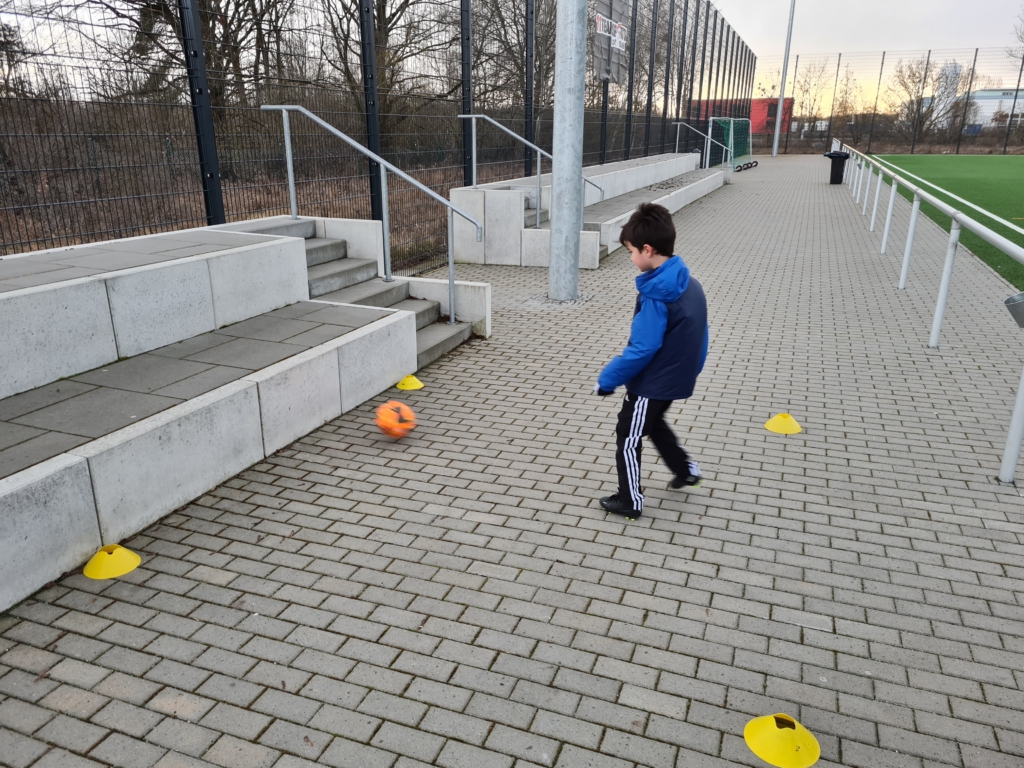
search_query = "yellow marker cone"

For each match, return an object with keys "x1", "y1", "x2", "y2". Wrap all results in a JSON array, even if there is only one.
[
  {"x1": 83, "y1": 545, "x2": 141, "y2": 580},
  {"x1": 396, "y1": 375, "x2": 424, "y2": 391},
  {"x1": 744, "y1": 714, "x2": 820, "y2": 768},
  {"x1": 765, "y1": 413, "x2": 802, "y2": 434}
]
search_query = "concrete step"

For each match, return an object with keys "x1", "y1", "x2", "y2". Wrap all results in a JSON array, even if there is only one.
[
  {"x1": 416, "y1": 322, "x2": 472, "y2": 369},
  {"x1": 307, "y1": 259, "x2": 378, "y2": 298},
  {"x1": 391, "y1": 299, "x2": 440, "y2": 330},
  {"x1": 316, "y1": 278, "x2": 410, "y2": 308},
  {"x1": 240, "y1": 219, "x2": 317, "y2": 239},
  {"x1": 523, "y1": 209, "x2": 550, "y2": 227},
  {"x1": 304, "y1": 238, "x2": 347, "y2": 267}
]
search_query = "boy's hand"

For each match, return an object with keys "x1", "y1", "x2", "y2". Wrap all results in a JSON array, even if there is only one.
[{"x1": 593, "y1": 383, "x2": 614, "y2": 397}]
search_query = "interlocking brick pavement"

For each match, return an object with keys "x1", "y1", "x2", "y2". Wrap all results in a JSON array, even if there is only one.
[{"x1": 3, "y1": 155, "x2": 1024, "y2": 767}]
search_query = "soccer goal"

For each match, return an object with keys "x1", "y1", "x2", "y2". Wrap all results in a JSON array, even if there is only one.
[{"x1": 708, "y1": 118, "x2": 755, "y2": 171}]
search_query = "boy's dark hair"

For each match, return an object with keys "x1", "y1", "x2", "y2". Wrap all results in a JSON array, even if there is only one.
[{"x1": 619, "y1": 203, "x2": 676, "y2": 256}]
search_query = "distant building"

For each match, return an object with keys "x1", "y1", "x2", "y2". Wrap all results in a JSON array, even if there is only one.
[
  {"x1": 751, "y1": 97, "x2": 794, "y2": 135},
  {"x1": 963, "y1": 88, "x2": 1024, "y2": 128}
]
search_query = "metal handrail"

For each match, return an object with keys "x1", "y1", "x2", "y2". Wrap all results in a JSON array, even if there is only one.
[
  {"x1": 262, "y1": 105, "x2": 483, "y2": 325},
  {"x1": 672, "y1": 122, "x2": 732, "y2": 169},
  {"x1": 836, "y1": 139, "x2": 1024, "y2": 482},
  {"x1": 457, "y1": 114, "x2": 604, "y2": 230}
]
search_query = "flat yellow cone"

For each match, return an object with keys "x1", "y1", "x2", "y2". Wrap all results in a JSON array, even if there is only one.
[
  {"x1": 396, "y1": 375, "x2": 424, "y2": 391},
  {"x1": 83, "y1": 545, "x2": 141, "y2": 580},
  {"x1": 765, "y1": 413, "x2": 802, "y2": 434},
  {"x1": 744, "y1": 714, "x2": 820, "y2": 768}
]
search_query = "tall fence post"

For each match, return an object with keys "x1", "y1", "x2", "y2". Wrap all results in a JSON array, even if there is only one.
[
  {"x1": 825, "y1": 53, "x2": 842, "y2": 147},
  {"x1": 744, "y1": 48, "x2": 753, "y2": 117},
  {"x1": 721, "y1": 29, "x2": 733, "y2": 119},
  {"x1": 358, "y1": 0, "x2": 384, "y2": 222},
  {"x1": 693, "y1": 2, "x2": 710, "y2": 144},
  {"x1": 600, "y1": 81, "x2": 610, "y2": 164},
  {"x1": 175, "y1": 0, "x2": 225, "y2": 225},
  {"x1": 659, "y1": 0, "x2": 677, "y2": 153},
  {"x1": 866, "y1": 52, "x2": 886, "y2": 154},
  {"x1": 784, "y1": 55, "x2": 798, "y2": 154},
  {"x1": 711, "y1": 18, "x2": 723, "y2": 120},
  {"x1": 1004, "y1": 50, "x2": 1024, "y2": 155},
  {"x1": 643, "y1": 0, "x2": 660, "y2": 156},
  {"x1": 673, "y1": 0, "x2": 690, "y2": 134},
  {"x1": 703, "y1": 9, "x2": 717, "y2": 136},
  {"x1": 460, "y1": 0, "x2": 474, "y2": 189},
  {"x1": 524, "y1": 0, "x2": 535, "y2": 176},
  {"x1": 749, "y1": 52, "x2": 757, "y2": 117},
  {"x1": 956, "y1": 48, "x2": 979, "y2": 155},
  {"x1": 728, "y1": 30, "x2": 738, "y2": 119},
  {"x1": 684, "y1": 0, "x2": 703, "y2": 139},
  {"x1": 910, "y1": 49, "x2": 931, "y2": 155},
  {"x1": 623, "y1": 0, "x2": 640, "y2": 159}
]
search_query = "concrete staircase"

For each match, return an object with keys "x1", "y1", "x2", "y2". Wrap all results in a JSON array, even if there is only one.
[{"x1": 245, "y1": 219, "x2": 471, "y2": 369}]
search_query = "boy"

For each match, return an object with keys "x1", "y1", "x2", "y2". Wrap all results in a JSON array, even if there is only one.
[{"x1": 594, "y1": 203, "x2": 708, "y2": 520}]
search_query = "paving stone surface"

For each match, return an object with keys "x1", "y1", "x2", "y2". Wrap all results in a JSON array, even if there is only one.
[{"x1": 3, "y1": 155, "x2": 1024, "y2": 767}]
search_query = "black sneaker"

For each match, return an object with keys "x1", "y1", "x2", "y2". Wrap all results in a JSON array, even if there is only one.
[
  {"x1": 600, "y1": 494, "x2": 642, "y2": 520},
  {"x1": 669, "y1": 461, "x2": 703, "y2": 489}
]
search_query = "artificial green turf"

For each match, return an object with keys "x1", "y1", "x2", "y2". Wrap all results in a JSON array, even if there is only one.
[{"x1": 871, "y1": 154, "x2": 1024, "y2": 290}]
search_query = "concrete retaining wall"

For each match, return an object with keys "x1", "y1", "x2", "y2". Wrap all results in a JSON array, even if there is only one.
[
  {"x1": 522, "y1": 230, "x2": 601, "y2": 270},
  {"x1": 0, "y1": 456, "x2": 102, "y2": 613},
  {"x1": 0, "y1": 308, "x2": 415, "y2": 613}
]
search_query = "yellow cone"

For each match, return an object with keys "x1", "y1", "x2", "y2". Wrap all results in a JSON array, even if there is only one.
[
  {"x1": 396, "y1": 375, "x2": 424, "y2": 391},
  {"x1": 765, "y1": 413, "x2": 802, "y2": 434},
  {"x1": 83, "y1": 545, "x2": 141, "y2": 580},
  {"x1": 744, "y1": 714, "x2": 820, "y2": 768}
]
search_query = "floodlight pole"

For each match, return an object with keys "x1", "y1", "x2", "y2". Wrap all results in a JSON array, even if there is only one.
[
  {"x1": 771, "y1": 0, "x2": 796, "y2": 157},
  {"x1": 549, "y1": 0, "x2": 588, "y2": 301}
]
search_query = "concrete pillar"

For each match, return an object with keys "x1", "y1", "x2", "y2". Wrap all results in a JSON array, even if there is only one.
[{"x1": 548, "y1": 0, "x2": 588, "y2": 301}]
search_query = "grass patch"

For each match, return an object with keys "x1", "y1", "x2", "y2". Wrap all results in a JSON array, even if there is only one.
[{"x1": 871, "y1": 154, "x2": 1024, "y2": 290}]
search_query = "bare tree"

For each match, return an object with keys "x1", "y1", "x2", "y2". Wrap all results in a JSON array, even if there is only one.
[
  {"x1": 831, "y1": 64, "x2": 861, "y2": 142},
  {"x1": 883, "y1": 56, "x2": 987, "y2": 144},
  {"x1": 0, "y1": 21, "x2": 34, "y2": 97},
  {"x1": 793, "y1": 58, "x2": 830, "y2": 136}
]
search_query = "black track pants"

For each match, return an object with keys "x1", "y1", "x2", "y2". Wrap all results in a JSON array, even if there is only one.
[{"x1": 615, "y1": 393, "x2": 691, "y2": 510}]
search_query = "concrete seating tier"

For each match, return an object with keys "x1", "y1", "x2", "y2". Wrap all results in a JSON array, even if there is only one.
[
  {"x1": 0, "y1": 213, "x2": 492, "y2": 612},
  {"x1": 224, "y1": 216, "x2": 480, "y2": 363},
  {"x1": 0, "y1": 228, "x2": 307, "y2": 400},
  {"x1": 0, "y1": 297, "x2": 416, "y2": 611},
  {"x1": 0, "y1": 301, "x2": 393, "y2": 481},
  {"x1": 450, "y1": 153, "x2": 724, "y2": 269}
]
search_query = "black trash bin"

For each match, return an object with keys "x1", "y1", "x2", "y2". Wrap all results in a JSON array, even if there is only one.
[{"x1": 824, "y1": 151, "x2": 850, "y2": 185}]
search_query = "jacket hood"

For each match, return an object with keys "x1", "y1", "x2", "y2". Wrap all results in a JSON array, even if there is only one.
[{"x1": 635, "y1": 255, "x2": 689, "y2": 302}]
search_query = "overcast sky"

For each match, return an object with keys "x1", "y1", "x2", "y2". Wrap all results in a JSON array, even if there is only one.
[{"x1": 711, "y1": 0, "x2": 1023, "y2": 57}]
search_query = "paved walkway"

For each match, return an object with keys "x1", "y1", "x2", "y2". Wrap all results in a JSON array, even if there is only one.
[{"x1": 3, "y1": 155, "x2": 1024, "y2": 768}]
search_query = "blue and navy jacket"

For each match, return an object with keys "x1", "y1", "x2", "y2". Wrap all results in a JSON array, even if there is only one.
[{"x1": 598, "y1": 255, "x2": 708, "y2": 401}]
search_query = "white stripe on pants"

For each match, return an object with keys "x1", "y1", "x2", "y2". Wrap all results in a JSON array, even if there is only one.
[{"x1": 624, "y1": 395, "x2": 648, "y2": 510}]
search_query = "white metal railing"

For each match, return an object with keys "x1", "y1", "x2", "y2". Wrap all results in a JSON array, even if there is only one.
[
  {"x1": 261, "y1": 105, "x2": 483, "y2": 325},
  {"x1": 834, "y1": 138, "x2": 1024, "y2": 483},
  {"x1": 672, "y1": 122, "x2": 731, "y2": 171},
  {"x1": 458, "y1": 114, "x2": 604, "y2": 230}
]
